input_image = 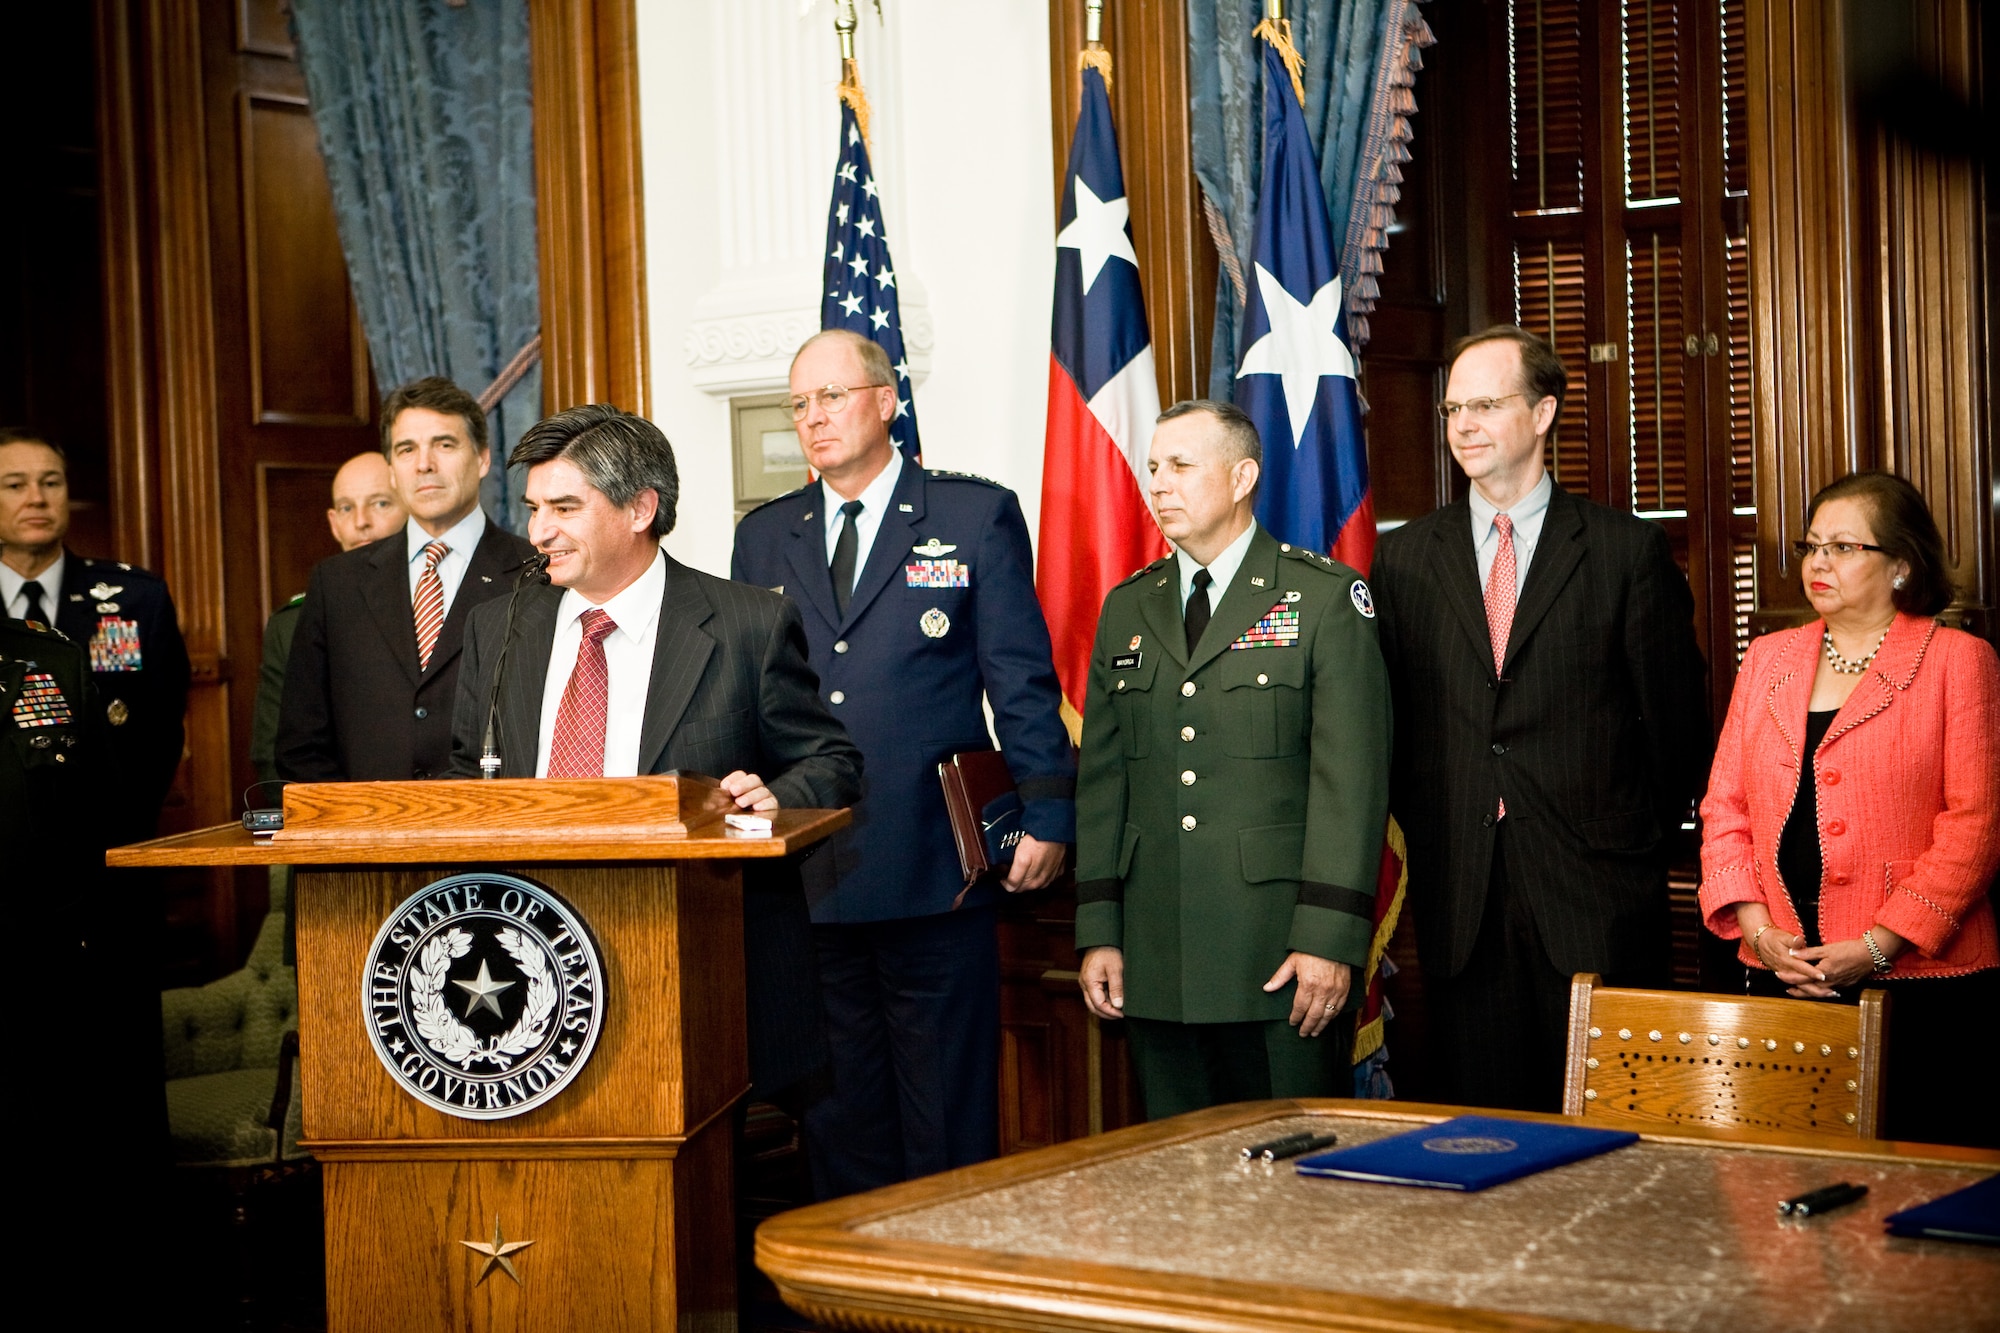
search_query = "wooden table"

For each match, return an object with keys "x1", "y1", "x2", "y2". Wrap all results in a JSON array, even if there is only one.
[{"x1": 757, "y1": 1100, "x2": 2000, "y2": 1333}]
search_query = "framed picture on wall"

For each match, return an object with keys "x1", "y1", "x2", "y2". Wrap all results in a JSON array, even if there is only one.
[{"x1": 732, "y1": 393, "x2": 809, "y2": 518}]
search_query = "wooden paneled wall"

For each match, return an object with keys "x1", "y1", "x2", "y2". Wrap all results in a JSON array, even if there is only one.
[
  {"x1": 93, "y1": 0, "x2": 377, "y2": 976},
  {"x1": 1746, "y1": 0, "x2": 1993, "y2": 636},
  {"x1": 527, "y1": 0, "x2": 650, "y2": 416},
  {"x1": 92, "y1": 0, "x2": 651, "y2": 979}
]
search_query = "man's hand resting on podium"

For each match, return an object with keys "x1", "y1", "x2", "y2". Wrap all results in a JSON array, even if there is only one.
[
  {"x1": 721, "y1": 770, "x2": 778, "y2": 811},
  {"x1": 1003, "y1": 834, "x2": 1066, "y2": 893}
]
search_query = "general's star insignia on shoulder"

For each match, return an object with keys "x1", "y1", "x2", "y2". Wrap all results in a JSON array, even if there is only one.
[
  {"x1": 926, "y1": 469, "x2": 1002, "y2": 487},
  {"x1": 1350, "y1": 579, "x2": 1376, "y2": 618}
]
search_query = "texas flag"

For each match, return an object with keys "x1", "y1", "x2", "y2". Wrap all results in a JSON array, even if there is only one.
[
  {"x1": 1233, "y1": 41, "x2": 1377, "y2": 574},
  {"x1": 1233, "y1": 35, "x2": 1401, "y2": 1079},
  {"x1": 1038, "y1": 66, "x2": 1168, "y2": 725}
]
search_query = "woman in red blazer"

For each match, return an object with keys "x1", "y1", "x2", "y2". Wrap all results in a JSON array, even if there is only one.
[{"x1": 1700, "y1": 472, "x2": 1999, "y2": 1147}]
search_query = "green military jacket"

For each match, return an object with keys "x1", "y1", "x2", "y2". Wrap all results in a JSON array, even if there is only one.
[{"x1": 1074, "y1": 524, "x2": 1391, "y2": 1024}]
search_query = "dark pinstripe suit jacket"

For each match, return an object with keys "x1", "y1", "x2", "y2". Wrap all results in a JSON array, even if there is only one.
[
  {"x1": 1372, "y1": 486, "x2": 1711, "y2": 983},
  {"x1": 448, "y1": 552, "x2": 864, "y2": 1095}
]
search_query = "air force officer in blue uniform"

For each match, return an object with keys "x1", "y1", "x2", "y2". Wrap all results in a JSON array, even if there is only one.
[{"x1": 732, "y1": 330, "x2": 1074, "y2": 1198}]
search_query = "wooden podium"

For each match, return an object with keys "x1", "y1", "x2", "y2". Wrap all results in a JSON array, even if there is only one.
[{"x1": 109, "y1": 774, "x2": 849, "y2": 1333}]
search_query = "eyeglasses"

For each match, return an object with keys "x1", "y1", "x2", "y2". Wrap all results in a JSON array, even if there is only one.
[
  {"x1": 1793, "y1": 540, "x2": 1888, "y2": 561},
  {"x1": 1435, "y1": 393, "x2": 1526, "y2": 422},
  {"x1": 789, "y1": 383, "x2": 889, "y2": 420}
]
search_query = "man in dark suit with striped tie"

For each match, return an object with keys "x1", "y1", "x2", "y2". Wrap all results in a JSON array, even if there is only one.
[
  {"x1": 276, "y1": 378, "x2": 535, "y2": 783},
  {"x1": 1371, "y1": 326, "x2": 1710, "y2": 1112}
]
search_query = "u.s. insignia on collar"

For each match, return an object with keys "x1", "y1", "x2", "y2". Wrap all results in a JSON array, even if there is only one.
[
  {"x1": 898, "y1": 503, "x2": 914, "y2": 512},
  {"x1": 912, "y1": 538, "x2": 958, "y2": 557},
  {"x1": 1350, "y1": 579, "x2": 1376, "y2": 618},
  {"x1": 919, "y1": 607, "x2": 951, "y2": 638},
  {"x1": 1250, "y1": 576, "x2": 1267, "y2": 588}
]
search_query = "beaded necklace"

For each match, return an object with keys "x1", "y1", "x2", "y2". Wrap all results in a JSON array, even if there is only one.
[{"x1": 1823, "y1": 624, "x2": 1890, "y2": 675}]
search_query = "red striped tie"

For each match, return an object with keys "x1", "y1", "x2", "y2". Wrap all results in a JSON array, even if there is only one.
[
  {"x1": 413, "y1": 541, "x2": 449, "y2": 670},
  {"x1": 546, "y1": 609, "x2": 618, "y2": 778},
  {"x1": 1484, "y1": 513, "x2": 1516, "y2": 819}
]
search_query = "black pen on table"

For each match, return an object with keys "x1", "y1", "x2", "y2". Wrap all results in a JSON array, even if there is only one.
[
  {"x1": 1778, "y1": 1182, "x2": 1868, "y2": 1216},
  {"x1": 1240, "y1": 1131, "x2": 1338, "y2": 1162}
]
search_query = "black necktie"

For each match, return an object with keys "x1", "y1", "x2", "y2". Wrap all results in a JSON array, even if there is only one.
[
  {"x1": 829, "y1": 499, "x2": 865, "y2": 617},
  {"x1": 20, "y1": 579, "x2": 50, "y2": 626},
  {"x1": 1184, "y1": 567, "x2": 1213, "y2": 655}
]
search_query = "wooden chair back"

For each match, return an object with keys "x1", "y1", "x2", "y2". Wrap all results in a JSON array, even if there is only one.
[{"x1": 1561, "y1": 974, "x2": 1889, "y2": 1138}]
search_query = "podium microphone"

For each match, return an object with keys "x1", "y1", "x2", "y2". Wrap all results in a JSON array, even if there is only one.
[{"x1": 480, "y1": 551, "x2": 551, "y2": 778}]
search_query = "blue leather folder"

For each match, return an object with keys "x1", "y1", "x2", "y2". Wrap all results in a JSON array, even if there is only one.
[
  {"x1": 1295, "y1": 1115, "x2": 1639, "y2": 1192},
  {"x1": 1883, "y1": 1173, "x2": 2000, "y2": 1245}
]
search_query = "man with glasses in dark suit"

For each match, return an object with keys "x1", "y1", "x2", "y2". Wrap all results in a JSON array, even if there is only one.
[{"x1": 1371, "y1": 326, "x2": 1710, "y2": 1112}]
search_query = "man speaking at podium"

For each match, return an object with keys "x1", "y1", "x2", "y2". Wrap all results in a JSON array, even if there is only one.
[{"x1": 450, "y1": 404, "x2": 863, "y2": 1098}]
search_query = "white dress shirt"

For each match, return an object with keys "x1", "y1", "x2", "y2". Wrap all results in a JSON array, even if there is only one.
[
  {"x1": 1, "y1": 550, "x2": 66, "y2": 620},
  {"x1": 1469, "y1": 470, "x2": 1554, "y2": 598},
  {"x1": 1173, "y1": 519, "x2": 1257, "y2": 614},
  {"x1": 404, "y1": 507, "x2": 488, "y2": 617},
  {"x1": 534, "y1": 548, "x2": 667, "y2": 778},
  {"x1": 819, "y1": 447, "x2": 906, "y2": 592}
]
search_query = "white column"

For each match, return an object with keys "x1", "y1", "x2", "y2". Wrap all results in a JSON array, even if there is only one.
[{"x1": 633, "y1": 0, "x2": 1055, "y2": 574}]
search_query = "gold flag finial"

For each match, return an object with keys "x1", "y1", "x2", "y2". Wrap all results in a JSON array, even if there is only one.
[
  {"x1": 834, "y1": 0, "x2": 872, "y2": 150},
  {"x1": 1079, "y1": 0, "x2": 1113, "y2": 92},
  {"x1": 1251, "y1": 0, "x2": 1306, "y2": 109}
]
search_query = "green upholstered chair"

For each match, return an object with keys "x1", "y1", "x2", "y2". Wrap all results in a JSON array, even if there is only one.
[{"x1": 162, "y1": 870, "x2": 305, "y2": 1166}]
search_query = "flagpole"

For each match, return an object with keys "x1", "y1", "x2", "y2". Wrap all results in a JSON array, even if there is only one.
[
  {"x1": 1253, "y1": 0, "x2": 1307, "y2": 108},
  {"x1": 834, "y1": 0, "x2": 872, "y2": 149},
  {"x1": 1079, "y1": 0, "x2": 1113, "y2": 89}
]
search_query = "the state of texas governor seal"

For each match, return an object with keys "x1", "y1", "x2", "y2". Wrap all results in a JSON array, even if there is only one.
[{"x1": 363, "y1": 872, "x2": 606, "y2": 1121}]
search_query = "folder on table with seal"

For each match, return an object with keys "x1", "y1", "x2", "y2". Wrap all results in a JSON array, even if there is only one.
[
  {"x1": 1883, "y1": 1173, "x2": 2000, "y2": 1245},
  {"x1": 1295, "y1": 1115, "x2": 1639, "y2": 1192}
]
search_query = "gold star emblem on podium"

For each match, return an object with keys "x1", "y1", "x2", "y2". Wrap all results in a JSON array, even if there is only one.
[{"x1": 461, "y1": 1214, "x2": 535, "y2": 1286}]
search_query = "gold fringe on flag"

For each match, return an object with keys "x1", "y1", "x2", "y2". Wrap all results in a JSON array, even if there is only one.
[
  {"x1": 1078, "y1": 44, "x2": 1113, "y2": 94},
  {"x1": 1251, "y1": 16, "x2": 1307, "y2": 109},
  {"x1": 1351, "y1": 817, "x2": 1409, "y2": 1065},
  {"x1": 838, "y1": 56, "x2": 874, "y2": 152}
]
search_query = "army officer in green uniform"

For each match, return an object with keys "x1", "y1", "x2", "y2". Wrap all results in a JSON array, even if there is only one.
[{"x1": 1075, "y1": 400, "x2": 1391, "y2": 1117}]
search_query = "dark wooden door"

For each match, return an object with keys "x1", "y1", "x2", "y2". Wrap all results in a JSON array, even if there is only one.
[
  {"x1": 97, "y1": 0, "x2": 377, "y2": 978},
  {"x1": 198, "y1": 0, "x2": 378, "y2": 808}
]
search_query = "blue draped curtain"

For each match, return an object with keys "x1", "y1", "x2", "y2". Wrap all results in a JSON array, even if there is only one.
[
  {"x1": 1189, "y1": 0, "x2": 1433, "y2": 400},
  {"x1": 291, "y1": 0, "x2": 542, "y2": 533}
]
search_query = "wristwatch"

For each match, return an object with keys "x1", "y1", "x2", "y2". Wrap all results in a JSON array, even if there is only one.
[{"x1": 1861, "y1": 928, "x2": 1893, "y2": 974}]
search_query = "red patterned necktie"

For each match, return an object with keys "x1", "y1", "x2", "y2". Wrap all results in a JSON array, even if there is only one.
[
  {"x1": 546, "y1": 608, "x2": 618, "y2": 778},
  {"x1": 413, "y1": 540, "x2": 449, "y2": 670},
  {"x1": 1484, "y1": 512, "x2": 1516, "y2": 819}
]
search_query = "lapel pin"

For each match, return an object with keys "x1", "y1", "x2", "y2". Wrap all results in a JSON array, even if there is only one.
[
  {"x1": 1250, "y1": 576, "x2": 1267, "y2": 588},
  {"x1": 898, "y1": 503, "x2": 914, "y2": 512},
  {"x1": 481, "y1": 575, "x2": 493, "y2": 583}
]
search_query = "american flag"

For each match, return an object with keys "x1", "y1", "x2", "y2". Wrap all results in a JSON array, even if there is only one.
[{"x1": 820, "y1": 104, "x2": 920, "y2": 461}]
